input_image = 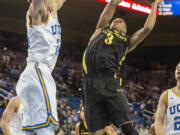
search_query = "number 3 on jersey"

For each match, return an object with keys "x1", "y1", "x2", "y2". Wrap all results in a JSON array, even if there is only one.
[
  {"x1": 104, "y1": 32, "x2": 114, "y2": 45},
  {"x1": 174, "y1": 116, "x2": 180, "y2": 130}
]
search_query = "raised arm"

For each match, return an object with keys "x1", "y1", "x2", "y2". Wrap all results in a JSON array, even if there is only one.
[
  {"x1": 1, "y1": 97, "x2": 20, "y2": 135},
  {"x1": 29, "y1": 0, "x2": 44, "y2": 17},
  {"x1": 56, "y1": 0, "x2": 66, "y2": 11},
  {"x1": 127, "y1": 0, "x2": 163, "y2": 53},
  {"x1": 89, "y1": 0, "x2": 123, "y2": 42},
  {"x1": 155, "y1": 91, "x2": 167, "y2": 135}
]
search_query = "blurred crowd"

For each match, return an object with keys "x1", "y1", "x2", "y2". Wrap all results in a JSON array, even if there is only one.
[{"x1": 0, "y1": 45, "x2": 177, "y2": 135}]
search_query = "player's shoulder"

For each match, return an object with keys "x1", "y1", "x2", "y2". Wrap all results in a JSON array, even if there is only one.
[
  {"x1": 160, "y1": 91, "x2": 166, "y2": 97},
  {"x1": 161, "y1": 88, "x2": 174, "y2": 98},
  {"x1": 159, "y1": 88, "x2": 174, "y2": 106},
  {"x1": 159, "y1": 90, "x2": 167, "y2": 104}
]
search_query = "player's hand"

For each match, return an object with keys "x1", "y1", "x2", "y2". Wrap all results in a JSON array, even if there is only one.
[
  {"x1": 110, "y1": 0, "x2": 123, "y2": 5},
  {"x1": 153, "y1": 0, "x2": 164, "y2": 5}
]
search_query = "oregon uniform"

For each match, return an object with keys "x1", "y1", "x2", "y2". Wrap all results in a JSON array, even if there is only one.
[{"x1": 82, "y1": 27, "x2": 132, "y2": 132}]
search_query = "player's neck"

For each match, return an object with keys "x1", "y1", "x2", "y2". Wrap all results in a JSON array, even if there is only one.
[{"x1": 176, "y1": 80, "x2": 180, "y2": 90}]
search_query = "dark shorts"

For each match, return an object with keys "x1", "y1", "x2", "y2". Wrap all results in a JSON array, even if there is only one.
[{"x1": 82, "y1": 75, "x2": 131, "y2": 132}]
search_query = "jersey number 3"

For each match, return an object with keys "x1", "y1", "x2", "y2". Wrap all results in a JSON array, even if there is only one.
[
  {"x1": 174, "y1": 116, "x2": 180, "y2": 130},
  {"x1": 104, "y1": 33, "x2": 114, "y2": 45}
]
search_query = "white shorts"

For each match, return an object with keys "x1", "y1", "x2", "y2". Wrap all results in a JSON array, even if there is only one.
[{"x1": 16, "y1": 62, "x2": 59, "y2": 132}]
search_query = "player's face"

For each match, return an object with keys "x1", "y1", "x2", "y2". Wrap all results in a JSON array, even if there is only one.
[
  {"x1": 175, "y1": 63, "x2": 180, "y2": 80},
  {"x1": 110, "y1": 18, "x2": 127, "y2": 34}
]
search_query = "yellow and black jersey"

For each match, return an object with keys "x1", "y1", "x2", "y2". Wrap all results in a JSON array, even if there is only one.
[{"x1": 82, "y1": 27, "x2": 129, "y2": 75}]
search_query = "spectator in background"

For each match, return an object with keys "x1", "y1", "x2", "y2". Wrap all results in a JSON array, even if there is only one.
[
  {"x1": 1, "y1": 47, "x2": 10, "y2": 62},
  {"x1": 59, "y1": 64, "x2": 68, "y2": 82},
  {"x1": 138, "y1": 125, "x2": 149, "y2": 135}
]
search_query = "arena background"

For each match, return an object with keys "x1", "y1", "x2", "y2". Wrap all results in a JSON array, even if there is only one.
[{"x1": 0, "y1": 0, "x2": 180, "y2": 134}]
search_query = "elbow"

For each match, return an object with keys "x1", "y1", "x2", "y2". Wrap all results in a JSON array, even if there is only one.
[
  {"x1": 144, "y1": 27, "x2": 152, "y2": 32},
  {"x1": 144, "y1": 24, "x2": 155, "y2": 32},
  {"x1": 143, "y1": 27, "x2": 152, "y2": 34}
]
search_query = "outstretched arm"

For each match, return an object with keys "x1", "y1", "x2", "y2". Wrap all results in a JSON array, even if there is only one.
[
  {"x1": 1, "y1": 97, "x2": 20, "y2": 135},
  {"x1": 155, "y1": 91, "x2": 167, "y2": 135},
  {"x1": 29, "y1": 0, "x2": 44, "y2": 17},
  {"x1": 56, "y1": 0, "x2": 66, "y2": 11},
  {"x1": 89, "y1": 0, "x2": 123, "y2": 42},
  {"x1": 127, "y1": 0, "x2": 163, "y2": 53}
]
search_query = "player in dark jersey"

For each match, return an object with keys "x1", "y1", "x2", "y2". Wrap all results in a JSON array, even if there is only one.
[
  {"x1": 75, "y1": 105, "x2": 117, "y2": 135},
  {"x1": 82, "y1": 0, "x2": 163, "y2": 135}
]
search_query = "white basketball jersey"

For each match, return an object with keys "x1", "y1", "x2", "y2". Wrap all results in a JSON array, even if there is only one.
[
  {"x1": 26, "y1": 11, "x2": 61, "y2": 71},
  {"x1": 9, "y1": 103, "x2": 23, "y2": 135},
  {"x1": 164, "y1": 88, "x2": 180, "y2": 135}
]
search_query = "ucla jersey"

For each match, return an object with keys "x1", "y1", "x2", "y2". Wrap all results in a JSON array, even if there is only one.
[
  {"x1": 164, "y1": 88, "x2": 180, "y2": 135},
  {"x1": 26, "y1": 11, "x2": 61, "y2": 71}
]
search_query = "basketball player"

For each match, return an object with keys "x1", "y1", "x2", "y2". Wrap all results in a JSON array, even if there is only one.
[
  {"x1": 82, "y1": 0, "x2": 163, "y2": 135},
  {"x1": 155, "y1": 62, "x2": 180, "y2": 135},
  {"x1": 75, "y1": 105, "x2": 117, "y2": 135},
  {"x1": 1, "y1": 96, "x2": 34, "y2": 135},
  {"x1": 15, "y1": 0, "x2": 66, "y2": 134}
]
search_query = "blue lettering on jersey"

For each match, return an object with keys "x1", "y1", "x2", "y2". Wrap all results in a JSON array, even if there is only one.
[
  {"x1": 51, "y1": 24, "x2": 61, "y2": 55},
  {"x1": 174, "y1": 116, "x2": 180, "y2": 130},
  {"x1": 55, "y1": 39, "x2": 60, "y2": 55},
  {"x1": 170, "y1": 104, "x2": 180, "y2": 115},
  {"x1": 51, "y1": 24, "x2": 61, "y2": 35},
  {"x1": 170, "y1": 105, "x2": 176, "y2": 115},
  {"x1": 169, "y1": 104, "x2": 180, "y2": 130}
]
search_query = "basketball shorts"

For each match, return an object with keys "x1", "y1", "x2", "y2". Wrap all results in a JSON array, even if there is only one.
[
  {"x1": 16, "y1": 62, "x2": 59, "y2": 132},
  {"x1": 82, "y1": 74, "x2": 132, "y2": 132}
]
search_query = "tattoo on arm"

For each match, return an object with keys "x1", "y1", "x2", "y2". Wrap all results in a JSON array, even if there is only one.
[{"x1": 128, "y1": 28, "x2": 150, "y2": 53}]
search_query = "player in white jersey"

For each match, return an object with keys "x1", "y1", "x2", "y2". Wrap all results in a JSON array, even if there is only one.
[
  {"x1": 155, "y1": 62, "x2": 180, "y2": 135},
  {"x1": 1, "y1": 96, "x2": 34, "y2": 135},
  {"x1": 15, "y1": 0, "x2": 66, "y2": 134}
]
